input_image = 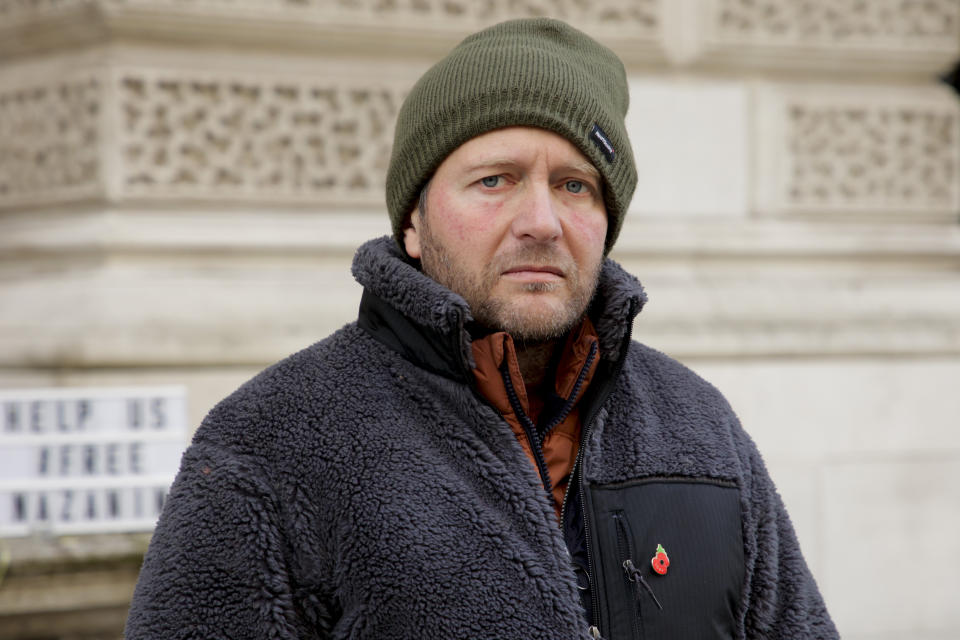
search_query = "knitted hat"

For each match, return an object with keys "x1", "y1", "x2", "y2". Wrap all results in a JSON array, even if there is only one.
[{"x1": 386, "y1": 17, "x2": 636, "y2": 254}]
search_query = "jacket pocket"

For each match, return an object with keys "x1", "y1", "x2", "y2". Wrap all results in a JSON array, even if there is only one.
[
  {"x1": 612, "y1": 510, "x2": 664, "y2": 640},
  {"x1": 586, "y1": 478, "x2": 744, "y2": 640}
]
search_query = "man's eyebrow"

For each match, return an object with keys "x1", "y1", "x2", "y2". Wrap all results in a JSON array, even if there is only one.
[
  {"x1": 571, "y1": 161, "x2": 601, "y2": 180},
  {"x1": 465, "y1": 158, "x2": 601, "y2": 180},
  {"x1": 463, "y1": 158, "x2": 520, "y2": 173}
]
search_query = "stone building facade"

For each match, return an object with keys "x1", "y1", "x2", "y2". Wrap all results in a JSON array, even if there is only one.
[{"x1": 1, "y1": 1, "x2": 959, "y2": 638}]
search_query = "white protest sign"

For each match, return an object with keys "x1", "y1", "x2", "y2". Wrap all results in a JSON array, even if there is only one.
[{"x1": 0, "y1": 386, "x2": 188, "y2": 537}]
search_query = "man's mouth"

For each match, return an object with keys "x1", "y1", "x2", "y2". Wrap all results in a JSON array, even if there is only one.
[{"x1": 501, "y1": 265, "x2": 565, "y2": 281}]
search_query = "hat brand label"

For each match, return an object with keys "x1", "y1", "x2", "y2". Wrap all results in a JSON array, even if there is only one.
[{"x1": 590, "y1": 123, "x2": 615, "y2": 163}]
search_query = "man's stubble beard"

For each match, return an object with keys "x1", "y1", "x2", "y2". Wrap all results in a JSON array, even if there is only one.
[{"x1": 415, "y1": 212, "x2": 603, "y2": 342}]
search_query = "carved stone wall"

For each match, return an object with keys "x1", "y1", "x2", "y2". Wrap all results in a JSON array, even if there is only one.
[
  {"x1": 0, "y1": 60, "x2": 413, "y2": 209},
  {"x1": 785, "y1": 101, "x2": 956, "y2": 212},
  {"x1": 4, "y1": 61, "x2": 959, "y2": 217},
  {"x1": 755, "y1": 86, "x2": 960, "y2": 219},
  {"x1": 0, "y1": 533, "x2": 148, "y2": 640},
  {"x1": 713, "y1": 0, "x2": 958, "y2": 48},
  {"x1": 4, "y1": 0, "x2": 956, "y2": 74},
  {"x1": 115, "y1": 0, "x2": 660, "y2": 31},
  {"x1": 0, "y1": 0, "x2": 90, "y2": 22},
  {"x1": 684, "y1": 0, "x2": 960, "y2": 74},
  {"x1": 0, "y1": 0, "x2": 660, "y2": 39},
  {"x1": 0, "y1": 71, "x2": 104, "y2": 207},
  {"x1": 118, "y1": 71, "x2": 404, "y2": 204}
]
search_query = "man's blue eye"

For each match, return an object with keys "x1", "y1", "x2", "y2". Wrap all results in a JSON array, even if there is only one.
[
  {"x1": 566, "y1": 180, "x2": 584, "y2": 194},
  {"x1": 481, "y1": 176, "x2": 500, "y2": 188}
]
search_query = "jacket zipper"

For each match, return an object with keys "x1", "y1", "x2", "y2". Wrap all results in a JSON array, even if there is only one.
[
  {"x1": 623, "y1": 559, "x2": 662, "y2": 611},
  {"x1": 499, "y1": 341, "x2": 598, "y2": 502},
  {"x1": 500, "y1": 359, "x2": 554, "y2": 500},
  {"x1": 614, "y1": 511, "x2": 663, "y2": 618},
  {"x1": 560, "y1": 298, "x2": 639, "y2": 636},
  {"x1": 612, "y1": 511, "x2": 644, "y2": 640}
]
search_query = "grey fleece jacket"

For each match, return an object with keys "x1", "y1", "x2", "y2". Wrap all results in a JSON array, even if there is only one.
[{"x1": 125, "y1": 236, "x2": 837, "y2": 639}]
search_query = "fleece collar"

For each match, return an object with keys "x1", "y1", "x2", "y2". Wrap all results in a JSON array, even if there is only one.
[{"x1": 352, "y1": 236, "x2": 647, "y2": 380}]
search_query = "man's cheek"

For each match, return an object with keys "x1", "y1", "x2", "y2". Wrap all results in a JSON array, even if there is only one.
[{"x1": 451, "y1": 200, "x2": 504, "y2": 241}]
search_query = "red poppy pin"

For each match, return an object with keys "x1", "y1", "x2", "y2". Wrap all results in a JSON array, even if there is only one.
[{"x1": 651, "y1": 543, "x2": 670, "y2": 575}]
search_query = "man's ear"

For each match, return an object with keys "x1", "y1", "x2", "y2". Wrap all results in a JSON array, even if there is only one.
[{"x1": 403, "y1": 211, "x2": 422, "y2": 259}]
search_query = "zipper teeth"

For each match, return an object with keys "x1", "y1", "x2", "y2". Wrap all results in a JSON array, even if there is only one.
[
  {"x1": 540, "y1": 341, "x2": 598, "y2": 437},
  {"x1": 614, "y1": 512, "x2": 643, "y2": 640},
  {"x1": 580, "y1": 467, "x2": 600, "y2": 627},
  {"x1": 500, "y1": 359, "x2": 554, "y2": 499},
  {"x1": 560, "y1": 298, "x2": 640, "y2": 634},
  {"x1": 499, "y1": 339, "x2": 599, "y2": 502},
  {"x1": 560, "y1": 301, "x2": 637, "y2": 524}
]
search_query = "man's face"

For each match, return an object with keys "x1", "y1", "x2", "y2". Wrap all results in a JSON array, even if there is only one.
[{"x1": 403, "y1": 126, "x2": 608, "y2": 341}]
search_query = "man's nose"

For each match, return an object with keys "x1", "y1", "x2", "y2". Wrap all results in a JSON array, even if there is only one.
[{"x1": 510, "y1": 183, "x2": 562, "y2": 242}]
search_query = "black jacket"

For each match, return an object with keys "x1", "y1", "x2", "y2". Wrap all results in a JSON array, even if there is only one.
[{"x1": 126, "y1": 237, "x2": 838, "y2": 639}]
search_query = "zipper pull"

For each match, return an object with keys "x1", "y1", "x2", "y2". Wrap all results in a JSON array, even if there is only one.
[
  {"x1": 588, "y1": 625, "x2": 603, "y2": 639},
  {"x1": 622, "y1": 559, "x2": 663, "y2": 611}
]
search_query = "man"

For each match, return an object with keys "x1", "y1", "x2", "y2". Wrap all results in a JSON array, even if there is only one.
[{"x1": 126, "y1": 18, "x2": 838, "y2": 639}]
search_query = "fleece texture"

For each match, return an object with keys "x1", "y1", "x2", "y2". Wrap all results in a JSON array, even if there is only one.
[{"x1": 126, "y1": 236, "x2": 837, "y2": 639}]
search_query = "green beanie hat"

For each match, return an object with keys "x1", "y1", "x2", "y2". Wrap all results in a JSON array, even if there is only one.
[{"x1": 386, "y1": 17, "x2": 636, "y2": 254}]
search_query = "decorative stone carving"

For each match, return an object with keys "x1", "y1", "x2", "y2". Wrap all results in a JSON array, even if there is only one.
[
  {"x1": 714, "y1": 0, "x2": 958, "y2": 47},
  {"x1": 311, "y1": 0, "x2": 659, "y2": 34},
  {"x1": 0, "y1": 0, "x2": 659, "y2": 35},
  {"x1": 117, "y1": 71, "x2": 406, "y2": 204},
  {"x1": 676, "y1": 0, "x2": 960, "y2": 76},
  {"x1": 755, "y1": 86, "x2": 960, "y2": 219},
  {"x1": 0, "y1": 0, "x2": 91, "y2": 23},
  {"x1": 788, "y1": 104, "x2": 956, "y2": 210},
  {"x1": 0, "y1": 73, "x2": 103, "y2": 206}
]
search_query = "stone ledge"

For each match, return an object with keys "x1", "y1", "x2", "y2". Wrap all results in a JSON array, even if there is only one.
[
  {"x1": 0, "y1": 533, "x2": 148, "y2": 639},
  {"x1": 1, "y1": 0, "x2": 954, "y2": 77},
  {"x1": 0, "y1": 532, "x2": 150, "y2": 578},
  {"x1": 0, "y1": 0, "x2": 664, "y2": 64},
  {"x1": 2, "y1": 209, "x2": 959, "y2": 261},
  {"x1": 1, "y1": 211, "x2": 958, "y2": 365}
]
